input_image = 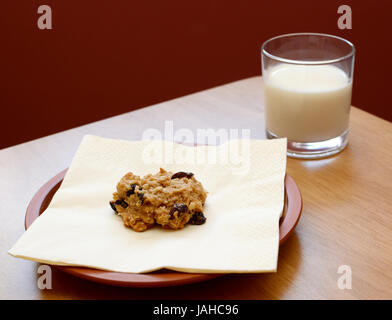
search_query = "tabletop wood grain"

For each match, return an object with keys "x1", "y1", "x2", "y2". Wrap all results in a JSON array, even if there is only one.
[{"x1": 1, "y1": 77, "x2": 391, "y2": 299}]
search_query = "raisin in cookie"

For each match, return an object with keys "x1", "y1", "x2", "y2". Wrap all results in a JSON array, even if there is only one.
[{"x1": 110, "y1": 168, "x2": 207, "y2": 232}]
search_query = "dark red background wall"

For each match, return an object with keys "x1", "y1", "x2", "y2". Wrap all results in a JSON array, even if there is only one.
[{"x1": 1, "y1": 1, "x2": 391, "y2": 149}]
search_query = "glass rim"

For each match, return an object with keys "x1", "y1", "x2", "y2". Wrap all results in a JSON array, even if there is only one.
[{"x1": 261, "y1": 32, "x2": 355, "y2": 65}]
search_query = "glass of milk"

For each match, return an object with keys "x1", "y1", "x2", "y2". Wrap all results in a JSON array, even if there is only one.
[{"x1": 261, "y1": 33, "x2": 355, "y2": 159}]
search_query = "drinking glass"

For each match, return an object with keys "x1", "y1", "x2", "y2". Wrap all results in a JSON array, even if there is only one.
[{"x1": 261, "y1": 33, "x2": 355, "y2": 159}]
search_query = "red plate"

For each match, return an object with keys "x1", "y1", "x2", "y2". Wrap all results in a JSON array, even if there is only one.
[{"x1": 25, "y1": 169, "x2": 302, "y2": 287}]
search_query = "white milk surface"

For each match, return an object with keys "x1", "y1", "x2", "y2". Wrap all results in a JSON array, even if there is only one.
[{"x1": 264, "y1": 64, "x2": 352, "y2": 142}]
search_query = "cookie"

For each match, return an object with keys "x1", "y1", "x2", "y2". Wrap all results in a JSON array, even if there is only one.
[{"x1": 110, "y1": 168, "x2": 207, "y2": 232}]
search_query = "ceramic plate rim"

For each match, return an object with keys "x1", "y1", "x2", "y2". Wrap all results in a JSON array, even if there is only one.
[{"x1": 24, "y1": 169, "x2": 302, "y2": 287}]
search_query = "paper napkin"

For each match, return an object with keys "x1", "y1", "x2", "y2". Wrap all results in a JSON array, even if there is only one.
[{"x1": 9, "y1": 135, "x2": 286, "y2": 273}]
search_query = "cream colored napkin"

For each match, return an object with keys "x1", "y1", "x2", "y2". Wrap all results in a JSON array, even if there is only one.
[{"x1": 9, "y1": 135, "x2": 286, "y2": 273}]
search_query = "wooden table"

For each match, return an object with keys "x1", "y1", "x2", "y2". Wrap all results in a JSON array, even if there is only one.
[{"x1": 1, "y1": 77, "x2": 391, "y2": 299}]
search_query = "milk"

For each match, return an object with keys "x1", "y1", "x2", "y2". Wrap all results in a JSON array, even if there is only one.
[{"x1": 264, "y1": 64, "x2": 352, "y2": 142}]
